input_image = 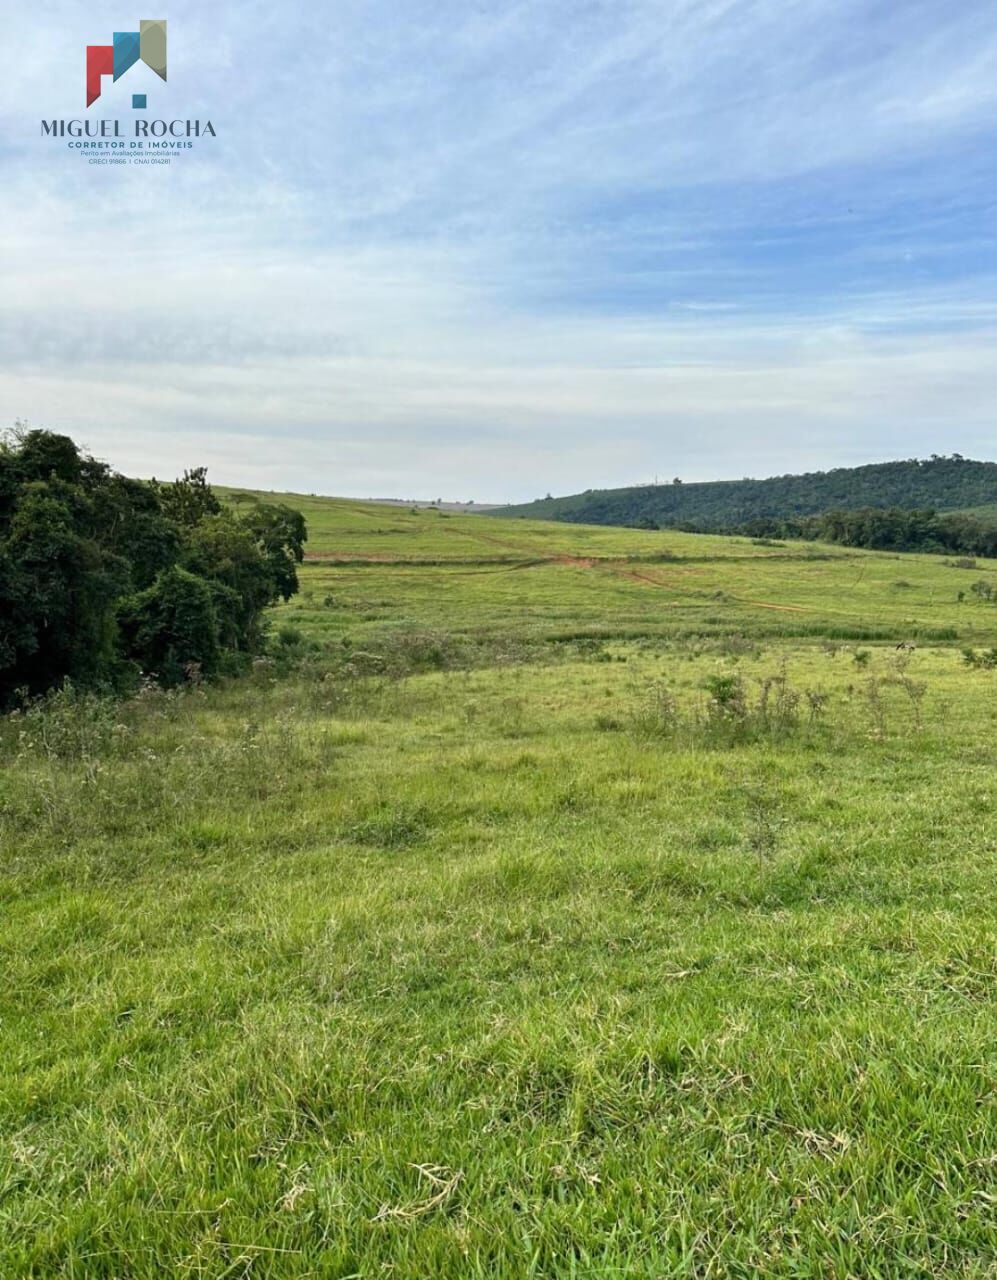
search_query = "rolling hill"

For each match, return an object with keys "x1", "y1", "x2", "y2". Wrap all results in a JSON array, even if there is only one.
[{"x1": 492, "y1": 456, "x2": 997, "y2": 529}]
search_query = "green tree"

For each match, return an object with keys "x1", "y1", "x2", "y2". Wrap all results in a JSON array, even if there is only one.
[
  {"x1": 0, "y1": 481, "x2": 129, "y2": 703},
  {"x1": 154, "y1": 467, "x2": 222, "y2": 529},
  {"x1": 0, "y1": 430, "x2": 308, "y2": 705},
  {"x1": 242, "y1": 502, "x2": 307, "y2": 602},
  {"x1": 117, "y1": 565, "x2": 235, "y2": 685}
]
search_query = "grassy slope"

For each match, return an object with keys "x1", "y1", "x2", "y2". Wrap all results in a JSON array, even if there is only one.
[
  {"x1": 221, "y1": 488, "x2": 995, "y2": 645},
  {"x1": 1, "y1": 495, "x2": 996, "y2": 1278}
]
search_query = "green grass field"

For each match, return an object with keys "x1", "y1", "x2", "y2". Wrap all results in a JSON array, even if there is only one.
[{"x1": 2, "y1": 495, "x2": 995, "y2": 1277}]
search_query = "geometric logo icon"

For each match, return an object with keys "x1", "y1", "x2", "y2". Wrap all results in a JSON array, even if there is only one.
[{"x1": 86, "y1": 20, "x2": 167, "y2": 108}]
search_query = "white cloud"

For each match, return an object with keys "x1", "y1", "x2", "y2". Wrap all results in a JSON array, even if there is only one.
[{"x1": 1, "y1": 0, "x2": 996, "y2": 498}]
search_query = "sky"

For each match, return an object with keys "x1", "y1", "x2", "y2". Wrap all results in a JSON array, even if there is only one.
[{"x1": 1, "y1": 0, "x2": 996, "y2": 502}]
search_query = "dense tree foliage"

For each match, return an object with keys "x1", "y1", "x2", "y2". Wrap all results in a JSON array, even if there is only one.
[
  {"x1": 731, "y1": 507, "x2": 997, "y2": 557},
  {"x1": 495, "y1": 456, "x2": 997, "y2": 528},
  {"x1": 0, "y1": 430, "x2": 306, "y2": 706}
]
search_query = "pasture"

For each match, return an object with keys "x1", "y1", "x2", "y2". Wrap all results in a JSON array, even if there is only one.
[{"x1": 1, "y1": 496, "x2": 995, "y2": 1277}]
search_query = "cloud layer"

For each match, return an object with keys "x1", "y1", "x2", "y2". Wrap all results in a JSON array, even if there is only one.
[{"x1": 2, "y1": 1, "x2": 996, "y2": 498}]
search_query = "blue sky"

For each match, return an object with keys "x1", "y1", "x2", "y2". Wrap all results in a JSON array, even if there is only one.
[{"x1": 1, "y1": 0, "x2": 995, "y2": 500}]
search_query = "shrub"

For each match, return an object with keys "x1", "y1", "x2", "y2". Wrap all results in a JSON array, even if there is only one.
[
  {"x1": 631, "y1": 666, "x2": 830, "y2": 746},
  {"x1": 277, "y1": 624, "x2": 304, "y2": 647},
  {"x1": 630, "y1": 682, "x2": 681, "y2": 738},
  {"x1": 962, "y1": 647, "x2": 997, "y2": 670},
  {"x1": 10, "y1": 681, "x2": 122, "y2": 763},
  {"x1": 704, "y1": 672, "x2": 748, "y2": 722},
  {"x1": 117, "y1": 566, "x2": 229, "y2": 686}
]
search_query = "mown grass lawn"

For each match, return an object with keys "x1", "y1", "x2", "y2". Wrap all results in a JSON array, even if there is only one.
[{"x1": 1, "y1": 502, "x2": 995, "y2": 1277}]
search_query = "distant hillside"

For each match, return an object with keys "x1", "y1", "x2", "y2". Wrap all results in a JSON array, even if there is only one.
[
  {"x1": 954, "y1": 502, "x2": 997, "y2": 522},
  {"x1": 493, "y1": 456, "x2": 997, "y2": 529}
]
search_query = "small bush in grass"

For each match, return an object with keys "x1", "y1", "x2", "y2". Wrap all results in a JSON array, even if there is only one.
[
  {"x1": 574, "y1": 638, "x2": 614, "y2": 663},
  {"x1": 744, "y1": 785, "x2": 785, "y2": 872},
  {"x1": 962, "y1": 647, "x2": 997, "y2": 670},
  {"x1": 633, "y1": 653, "x2": 931, "y2": 747},
  {"x1": 856, "y1": 651, "x2": 931, "y2": 737},
  {"x1": 715, "y1": 632, "x2": 760, "y2": 659},
  {"x1": 887, "y1": 652, "x2": 928, "y2": 731},
  {"x1": 630, "y1": 682, "x2": 681, "y2": 738},
  {"x1": 276, "y1": 624, "x2": 299, "y2": 646},
  {"x1": 10, "y1": 681, "x2": 123, "y2": 763},
  {"x1": 704, "y1": 672, "x2": 748, "y2": 723},
  {"x1": 264, "y1": 623, "x2": 322, "y2": 676},
  {"x1": 631, "y1": 666, "x2": 830, "y2": 746},
  {"x1": 755, "y1": 666, "x2": 801, "y2": 730}
]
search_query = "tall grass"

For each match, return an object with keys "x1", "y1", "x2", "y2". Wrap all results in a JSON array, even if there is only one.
[{"x1": 1, "y1": 508, "x2": 994, "y2": 1278}]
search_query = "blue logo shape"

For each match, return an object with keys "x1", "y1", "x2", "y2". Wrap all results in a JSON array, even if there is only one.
[{"x1": 113, "y1": 31, "x2": 141, "y2": 80}]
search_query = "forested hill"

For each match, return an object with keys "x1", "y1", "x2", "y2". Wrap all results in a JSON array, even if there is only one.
[{"x1": 492, "y1": 456, "x2": 997, "y2": 529}]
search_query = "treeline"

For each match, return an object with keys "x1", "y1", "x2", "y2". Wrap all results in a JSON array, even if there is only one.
[
  {"x1": 494, "y1": 456, "x2": 997, "y2": 527},
  {"x1": 730, "y1": 507, "x2": 997, "y2": 557},
  {"x1": 0, "y1": 429, "x2": 306, "y2": 707}
]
